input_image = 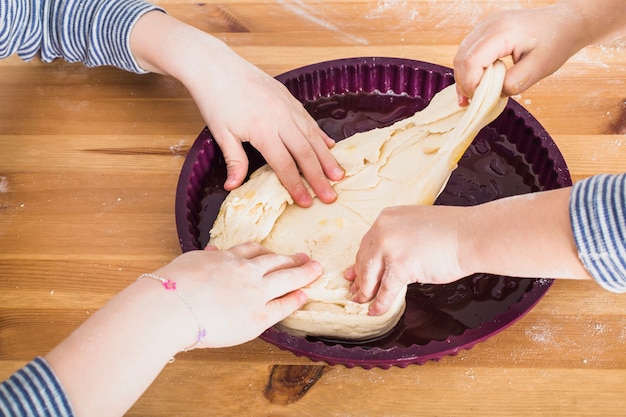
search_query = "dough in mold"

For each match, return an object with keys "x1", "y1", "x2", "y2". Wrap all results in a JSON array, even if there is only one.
[{"x1": 209, "y1": 61, "x2": 508, "y2": 340}]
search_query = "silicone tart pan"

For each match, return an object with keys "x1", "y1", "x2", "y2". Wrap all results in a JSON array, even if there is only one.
[{"x1": 175, "y1": 57, "x2": 571, "y2": 369}]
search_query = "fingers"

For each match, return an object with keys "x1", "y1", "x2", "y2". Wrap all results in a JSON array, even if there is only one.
[
  {"x1": 227, "y1": 243, "x2": 322, "y2": 300},
  {"x1": 260, "y1": 258, "x2": 322, "y2": 325},
  {"x1": 260, "y1": 115, "x2": 343, "y2": 206},
  {"x1": 290, "y1": 113, "x2": 345, "y2": 182},
  {"x1": 264, "y1": 289, "x2": 310, "y2": 323},
  {"x1": 346, "y1": 226, "x2": 407, "y2": 316},
  {"x1": 453, "y1": 9, "x2": 540, "y2": 102},
  {"x1": 346, "y1": 232, "x2": 382, "y2": 302},
  {"x1": 219, "y1": 123, "x2": 329, "y2": 208},
  {"x1": 453, "y1": 8, "x2": 569, "y2": 103},
  {"x1": 346, "y1": 261, "x2": 404, "y2": 316},
  {"x1": 343, "y1": 265, "x2": 356, "y2": 281},
  {"x1": 257, "y1": 135, "x2": 315, "y2": 207},
  {"x1": 367, "y1": 273, "x2": 405, "y2": 316},
  {"x1": 223, "y1": 242, "x2": 314, "y2": 275},
  {"x1": 503, "y1": 48, "x2": 562, "y2": 97},
  {"x1": 454, "y1": 33, "x2": 513, "y2": 103},
  {"x1": 501, "y1": 59, "x2": 534, "y2": 97},
  {"x1": 226, "y1": 242, "x2": 272, "y2": 259},
  {"x1": 350, "y1": 270, "x2": 381, "y2": 305},
  {"x1": 455, "y1": 84, "x2": 470, "y2": 107},
  {"x1": 453, "y1": 52, "x2": 488, "y2": 104},
  {"x1": 262, "y1": 256, "x2": 323, "y2": 300},
  {"x1": 349, "y1": 249, "x2": 383, "y2": 304},
  {"x1": 251, "y1": 251, "x2": 311, "y2": 275},
  {"x1": 279, "y1": 131, "x2": 339, "y2": 205},
  {"x1": 207, "y1": 79, "x2": 344, "y2": 207}
]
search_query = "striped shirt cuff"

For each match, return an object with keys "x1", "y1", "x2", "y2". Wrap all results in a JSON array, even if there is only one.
[
  {"x1": 0, "y1": 357, "x2": 74, "y2": 417},
  {"x1": 1, "y1": 0, "x2": 164, "y2": 73},
  {"x1": 570, "y1": 174, "x2": 626, "y2": 292}
]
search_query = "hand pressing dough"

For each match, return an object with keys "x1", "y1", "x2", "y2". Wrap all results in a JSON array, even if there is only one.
[{"x1": 209, "y1": 61, "x2": 508, "y2": 340}]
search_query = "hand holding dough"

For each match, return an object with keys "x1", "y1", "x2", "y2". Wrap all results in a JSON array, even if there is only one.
[{"x1": 209, "y1": 61, "x2": 508, "y2": 340}]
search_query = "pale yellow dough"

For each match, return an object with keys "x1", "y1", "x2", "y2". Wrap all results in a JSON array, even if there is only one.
[{"x1": 209, "y1": 61, "x2": 508, "y2": 340}]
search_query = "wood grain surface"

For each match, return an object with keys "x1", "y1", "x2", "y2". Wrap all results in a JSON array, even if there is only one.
[{"x1": 1, "y1": 1, "x2": 626, "y2": 416}]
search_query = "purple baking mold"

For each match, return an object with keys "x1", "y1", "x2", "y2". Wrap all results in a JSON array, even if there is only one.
[{"x1": 175, "y1": 57, "x2": 571, "y2": 368}]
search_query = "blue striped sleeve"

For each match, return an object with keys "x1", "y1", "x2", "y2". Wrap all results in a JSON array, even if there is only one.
[
  {"x1": 0, "y1": 357, "x2": 74, "y2": 417},
  {"x1": 570, "y1": 173, "x2": 626, "y2": 292},
  {"x1": 0, "y1": 0, "x2": 164, "y2": 73}
]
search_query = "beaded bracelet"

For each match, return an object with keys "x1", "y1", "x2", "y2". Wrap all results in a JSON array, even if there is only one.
[{"x1": 137, "y1": 273, "x2": 207, "y2": 356}]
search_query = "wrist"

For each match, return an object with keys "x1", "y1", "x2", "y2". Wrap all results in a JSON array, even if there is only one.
[
  {"x1": 556, "y1": 0, "x2": 626, "y2": 46},
  {"x1": 130, "y1": 11, "x2": 227, "y2": 81},
  {"x1": 44, "y1": 274, "x2": 202, "y2": 416},
  {"x1": 456, "y1": 205, "x2": 482, "y2": 277},
  {"x1": 457, "y1": 198, "x2": 524, "y2": 277},
  {"x1": 137, "y1": 273, "x2": 207, "y2": 354}
]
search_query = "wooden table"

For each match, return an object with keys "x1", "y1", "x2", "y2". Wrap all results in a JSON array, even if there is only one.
[{"x1": 2, "y1": 1, "x2": 626, "y2": 415}]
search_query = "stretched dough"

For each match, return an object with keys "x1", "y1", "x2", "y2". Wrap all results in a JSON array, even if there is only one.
[{"x1": 209, "y1": 61, "x2": 507, "y2": 340}]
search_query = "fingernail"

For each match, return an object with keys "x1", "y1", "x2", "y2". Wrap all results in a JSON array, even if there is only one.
[
  {"x1": 325, "y1": 191, "x2": 337, "y2": 202},
  {"x1": 294, "y1": 252, "x2": 311, "y2": 261},
  {"x1": 368, "y1": 304, "x2": 378, "y2": 316},
  {"x1": 296, "y1": 193, "x2": 313, "y2": 207},
  {"x1": 309, "y1": 260, "x2": 323, "y2": 274},
  {"x1": 303, "y1": 255, "x2": 324, "y2": 274},
  {"x1": 224, "y1": 177, "x2": 236, "y2": 190},
  {"x1": 332, "y1": 166, "x2": 345, "y2": 180},
  {"x1": 295, "y1": 289, "x2": 309, "y2": 303}
]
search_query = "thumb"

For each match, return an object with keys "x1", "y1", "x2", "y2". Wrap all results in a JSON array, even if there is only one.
[
  {"x1": 224, "y1": 156, "x2": 249, "y2": 190},
  {"x1": 215, "y1": 131, "x2": 250, "y2": 191},
  {"x1": 503, "y1": 50, "x2": 562, "y2": 96},
  {"x1": 265, "y1": 290, "x2": 309, "y2": 324}
]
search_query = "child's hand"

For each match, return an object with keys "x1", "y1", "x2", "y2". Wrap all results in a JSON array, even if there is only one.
[
  {"x1": 154, "y1": 243, "x2": 322, "y2": 349},
  {"x1": 130, "y1": 11, "x2": 344, "y2": 207},
  {"x1": 453, "y1": 4, "x2": 586, "y2": 106},
  {"x1": 187, "y1": 49, "x2": 345, "y2": 207},
  {"x1": 45, "y1": 242, "x2": 323, "y2": 415},
  {"x1": 344, "y1": 205, "x2": 468, "y2": 316}
]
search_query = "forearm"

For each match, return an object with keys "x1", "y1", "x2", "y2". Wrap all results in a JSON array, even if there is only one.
[
  {"x1": 129, "y1": 11, "x2": 236, "y2": 85},
  {"x1": 461, "y1": 187, "x2": 592, "y2": 280},
  {"x1": 41, "y1": 245, "x2": 322, "y2": 416},
  {"x1": 44, "y1": 278, "x2": 195, "y2": 417},
  {"x1": 558, "y1": 0, "x2": 626, "y2": 45}
]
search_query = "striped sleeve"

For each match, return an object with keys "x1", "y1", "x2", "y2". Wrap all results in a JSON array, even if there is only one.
[
  {"x1": 0, "y1": 0, "x2": 164, "y2": 73},
  {"x1": 570, "y1": 173, "x2": 626, "y2": 292},
  {"x1": 0, "y1": 357, "x2": 74, "y2": 417}
]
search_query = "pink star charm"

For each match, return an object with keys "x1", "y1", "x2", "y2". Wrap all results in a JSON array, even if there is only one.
[{"x1": 162, "y1": 279, "x2": 177, "y2": 291}]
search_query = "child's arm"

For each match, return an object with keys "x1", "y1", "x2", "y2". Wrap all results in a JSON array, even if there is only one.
[
  {"x1": 346, "y1": 187, "x2": 593, "y2": 315},
  {"x1": 43, "y1": 244, "x2": 321, "y2": 416}
]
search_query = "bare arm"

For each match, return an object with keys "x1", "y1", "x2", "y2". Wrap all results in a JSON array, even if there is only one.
[
  {"x1": 45, "y1": 244, "x2": 322, "y2": 416},
  {"x1": 460, "y1": 187, "x2": 591, "y2": 280},
  {"x1": 346, "y1": 188, "x2": 591, "y2": 315}
]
